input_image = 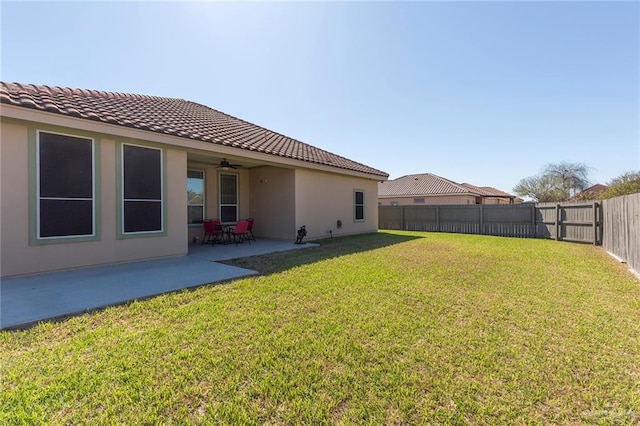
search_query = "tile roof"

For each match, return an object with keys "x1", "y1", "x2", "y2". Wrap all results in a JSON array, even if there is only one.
[
  {"x1": 568, "y1": 183, "x2": 608, "y2": 201},
  {"x1": 379, "y1": 173, "x2": 515, "y2": 198},
  {"x1": 0, "y1": 82, "x2": 388, "y2": 178},
  {"x1": 378, "y1": 173, "x2": 473, "y2": 196},
  {"x1": 460, "y1": 183, "x2": 514, "y2": 198}
]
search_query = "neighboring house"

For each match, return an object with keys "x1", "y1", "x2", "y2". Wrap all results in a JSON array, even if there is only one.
[
  {"x1": 568, "y1": 184, "x2": 608, "y2": 201},
  {"x1": 378, "y1": 173, "x2": 518, "y2": 206},
  {"x1": 0, "y1": 82, "x2": 388, "y2": 277},
  {"x1": 459, "y1": 183, "x2": 518, "y2": 205}
]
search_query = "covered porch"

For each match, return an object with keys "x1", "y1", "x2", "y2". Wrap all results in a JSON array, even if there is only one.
[{"x1": 186, "y1": 153, "x2": 298, "y2": 244}]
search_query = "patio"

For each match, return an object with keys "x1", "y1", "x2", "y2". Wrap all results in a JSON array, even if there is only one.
[{"x1": 1, "y1": 239, "x2": 317, "y2": 330}]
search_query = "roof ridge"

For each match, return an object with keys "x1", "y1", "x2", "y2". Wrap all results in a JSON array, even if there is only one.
[
  {"x1": 427, "y1": 173, "x2": 471, "y2": 192},
  {"x1": 379, "y1": 172, "x2": 477, "y2": 196},
  {"x1": 461, "y1": 182, "x2": 482, "y2": 190},
  {"x1": 2, "y1": 82, "x2": 187, "y2": 103}
]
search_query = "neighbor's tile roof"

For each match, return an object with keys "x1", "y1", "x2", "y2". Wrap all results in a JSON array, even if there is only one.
[
  {"x1": 379, "y1": 174, "x2": 515, "y2": 198},
  {"x1": 378, "y1": 173, "x2": 473, "y2": 197},
  {"x1": 460, "y1": 183, "x2": 514, "y2": 198},
  {"x1": 568, "y1": 183, "x2": 608, "y2": 201},
  {"x1": 0, "y1": 82, "x2": 388, "y2": 178}
]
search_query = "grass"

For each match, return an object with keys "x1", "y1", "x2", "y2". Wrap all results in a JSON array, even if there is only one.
[{"x1": 1, "y1": 231, "x2": 639, "y2": 424}]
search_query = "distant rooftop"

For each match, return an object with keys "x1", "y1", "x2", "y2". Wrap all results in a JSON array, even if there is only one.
[
  {"x1": 379, "y1": 173, "x2": 515, "y2": 198},
  {"x1": 460, "y1": 183, "x2": 514, "y2": 198},
  {"x1": 568, "y1": 184, "x2": 609, "y2": 201},
  {"x1": 379, "y1": 173, "x2": 471, "y2": 197}
]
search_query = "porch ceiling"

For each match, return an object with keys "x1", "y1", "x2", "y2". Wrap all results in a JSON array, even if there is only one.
[{"x1": 187, "y1": 152, "x2": 266, "y2": 169}]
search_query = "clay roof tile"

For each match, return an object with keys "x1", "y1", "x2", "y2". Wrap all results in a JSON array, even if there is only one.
[{"x1": 0, "y1": 82, "x2": 387, "y2": 178}]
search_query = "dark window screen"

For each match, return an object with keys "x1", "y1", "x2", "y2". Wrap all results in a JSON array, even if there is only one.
[
  {"x1": 40, "y1": 200, "x2": 93, "y2": 237},
  {"x1": 220, "y1": 206, "x2": 237, "y2": 223},
  {"x1": 123, "y1": 145, "x2": 161, "y2": 200},
  {"x1": 40, "y1": 132, "x2": 92, "y2": 198},
  {"x1": 355, "y1": 191, "x2": 364, "y2": 220},
  {"x1": 124, "y1": 201, "x2": 162, "y2": 233},
  {"x1": 220, "y1": 174, "x2": 237, "y2": 204},
  {"x1": 123, "y1": 145, "x2": 162, "y2": 233},
  {"x1": 38, "y1": 132, "x2": 94, "y2": 238},
  {"x1": 219, "y1": 173, "x2": 238, "y2": 223}
]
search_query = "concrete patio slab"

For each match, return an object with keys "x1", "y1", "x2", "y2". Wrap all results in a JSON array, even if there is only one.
[
  {"x1": 189, "y1": 238, "x2": 318, "y2": 262},
  {"x1": 1, "y1": 239, "x2": 317, "y2": 330}
]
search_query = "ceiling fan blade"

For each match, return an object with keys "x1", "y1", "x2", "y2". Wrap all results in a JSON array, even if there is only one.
[{"x1": 217, "y1": 158, "x2": 242, "y2": 169}]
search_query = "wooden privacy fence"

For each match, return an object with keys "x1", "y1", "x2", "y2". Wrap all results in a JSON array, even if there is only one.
[
  {"x1": 535, "y1": 202, "x2": 602, "y2": 244},
  {"x1": 602, "y1": 193, "x2": 640, "y2": 274},
  {"x1": 379, "y1": 202, "x2": 603, "y2": 244},
  {"x1": 379, "y1": 204, "x2": 536, "y2": 238},
  {"x1": 379, "y1": 195, "x2": 638, "y2": 274}
]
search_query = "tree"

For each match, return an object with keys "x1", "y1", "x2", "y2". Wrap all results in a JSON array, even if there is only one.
[
  {"x1": 542, "y1": 162, "x2": 591, "y2": 198},
  {"x1": 513, "y1": 162, "x2": 592, "y2": 202},
  {"x1": 601, "y1": 171, "x2": 640, "y2": 199},
  {"x1": 513, "y1": 175, "x2": 564, "y2": 202}
]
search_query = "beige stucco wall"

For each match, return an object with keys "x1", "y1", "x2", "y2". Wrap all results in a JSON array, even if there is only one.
[
  {"x1": 0, "y1": 122, "x2": 29, "y2": 275},
  {"x1": 1, "y1": 120, "x2": 187, "y2": 277},
  {"x1": 379, "y1": 195, "x2": 479, "y2": 206},
  {"x1": 248, "y1": 166, "x2": 296, "y2": 240},
  {"x1": 295, "y1": 169, "x2": 379, "y2": 240},
  {"x1": 2, "y1": 111, "x2": 385, "y2": 276},
  {"x1": 482, "y1": 197, "x2": 515, "y2": 205}
]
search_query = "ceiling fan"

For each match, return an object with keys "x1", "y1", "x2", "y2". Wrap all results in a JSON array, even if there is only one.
[{"x1": 216, "y1": 158, "x2": 242, "y2": 170}]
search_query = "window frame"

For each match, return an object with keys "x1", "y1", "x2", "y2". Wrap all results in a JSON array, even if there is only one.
[
  {"x1": 354, "y1": 189, "x2": 365, "y2": 222},
  {"x1": 120, "y1": 142, "x2": 164, "y2": 236},
  {"x1": 218, "y1": 172, "x2": 238, "y2": 224},
  {"x1": 187, "y1": 168, "x2": 205, "y2": 226},
  {"x1": 36, "y1": 130, "x2": 96, "y2": 240}
]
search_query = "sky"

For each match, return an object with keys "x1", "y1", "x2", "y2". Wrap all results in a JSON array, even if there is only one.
[{"x1": 1, "y1": 1, "x2": 638, "y2": 194}]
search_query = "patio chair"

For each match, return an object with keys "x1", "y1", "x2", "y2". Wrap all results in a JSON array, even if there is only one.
[
  {"x1": 202, "y1": 219, "x2": 225, "y2": 245},
  {"x1": 230, "y1": 219, "x2": 250, "y2": 246},
  {"x1": 246, "y1": 218, "x2": 256, "y2": 242},
  {"x1": 213, "y1": 220, "x2": 229, "y2": 245}
]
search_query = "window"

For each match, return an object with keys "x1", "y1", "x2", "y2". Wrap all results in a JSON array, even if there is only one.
[
  {"x1": 122, "y1": 144, "x2": 163, "y2": 233},
  {"x1": 37, "y1": 131, "x2": 94, "y2": 238},
  {"x1": 219, "y1": 173, "x2": 238, "y2": 223},
  {"x1": 187, "y1": 170, "x2": 204, "y2": 224},
  {"x1": 354, "y1": 190, "x2": 364, "y2": 221}
]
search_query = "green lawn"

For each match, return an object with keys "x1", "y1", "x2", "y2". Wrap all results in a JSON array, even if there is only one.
[{"x1": 2, "y1": 231, "x2": 639, "y2": 424}]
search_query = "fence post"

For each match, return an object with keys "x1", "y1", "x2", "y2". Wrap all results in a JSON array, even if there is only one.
[
  {"x1": 401, "y1": 207, "x2": 405, "y2": 231},
  {"x1": 555, "y1": 203, "x2": 560, "y2": 241},
  {"x1": 598, "y1": 202, "x2": 604, "y2": 245},
  {"x1": 592, "y1": 201, "x2": 597, "y2": 245},
  {"x1": 479, "y1": 204, "x2": 484, "y2": 235},
  {"x1": 531, "y1": 204, "x2": 537, "y2": 238},
  {"x1": 436, "y1": 206, "x2": 440, "y2": 232}
]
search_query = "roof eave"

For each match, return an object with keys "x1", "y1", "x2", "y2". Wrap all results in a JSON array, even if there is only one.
[
  {"x1": 1, "y1": 105, "x2": 388, "y2": 180},
  {"x1": 379, "y1": 192, "x2": 480, "y2": 198}
]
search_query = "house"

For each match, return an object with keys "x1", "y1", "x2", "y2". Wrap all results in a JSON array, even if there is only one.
[
  {"x1": 459, "y1": 183, "x2": 518, "y2": 205},
  {"x1": 0, "y1": 82, "x2": 388, "y2": 277},
  {"x1": 378, "y1": 173, "x2": 517, "y2": 206},
  {"x1": 568, "y1": 184, "x2": 608, "y2": 201}
]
